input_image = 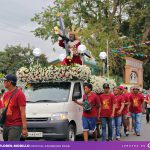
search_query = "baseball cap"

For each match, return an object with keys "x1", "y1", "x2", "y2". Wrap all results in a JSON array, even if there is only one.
[
  {"x1": 118, "y1": 86, "x2": 124, "y2": 90},
  {"x1": 3, "y1": 74, "x2": 17, "y2": 83},
  {"x1": 103, "y1": 83, "x2": 110, "y2": 89}
]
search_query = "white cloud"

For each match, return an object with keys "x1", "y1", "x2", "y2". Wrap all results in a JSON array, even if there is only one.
[{"x1": 0, "y1": 0, "x2": 63, "y2": 62}]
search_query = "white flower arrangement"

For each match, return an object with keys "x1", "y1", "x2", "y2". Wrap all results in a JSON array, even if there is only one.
[
  {"x1": 16, "y1": 64, "x2": 116, "y2": 93},
  {"x1": 16, "y1": 64, "x2": 91, "y2": 82},
  {"x1": 89, "y1": 75, "x2": 116, "y2": 94}
]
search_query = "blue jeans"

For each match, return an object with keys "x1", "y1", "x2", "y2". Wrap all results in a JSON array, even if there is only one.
[
  {"x1": 112, "y1": 116, "x2": 122, "y2": 138},
  {"x1": 101, "y1": 117, "x2": 113, "y2": 141},
  {"x1": 131, "y1": 113, "x2": 142, "y2": 134}
]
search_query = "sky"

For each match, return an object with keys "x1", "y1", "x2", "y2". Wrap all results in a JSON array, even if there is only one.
[{"x1": 0, "y1": 0, "x2": 64, "y2": 62}]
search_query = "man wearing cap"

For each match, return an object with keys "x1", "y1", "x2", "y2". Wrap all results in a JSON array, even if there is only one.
[
  {"x1": 129, "y1": 86, "x2": 145, "y2": 136},
  {"x1": 99, "y1": 83, "x2": 116, "y2": 141},
  {"x1": 2, "y1": 74, "x2": 28, "y2": 141},
  {"x1": 112, "y1": 87, "x2": 125, "y2": 140},
  {"x1": 118, "y1": 85, "x2": 130, "y2": 136}
]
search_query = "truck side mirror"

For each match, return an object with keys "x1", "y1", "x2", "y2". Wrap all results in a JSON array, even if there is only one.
[{"x1": 72, "y1": 92, "x2": 81, "y2": 100}]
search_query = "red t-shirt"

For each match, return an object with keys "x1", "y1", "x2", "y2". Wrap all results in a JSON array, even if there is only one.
[
  {"x1": 3, "y1": 89, "x2": 26, "y2": 126},
  {"x1": 99, "y1": 93, "x2": 115, "y2": 117},
  {"x1": 82, "y1": 92, "x2": 100, "y2": 118},
  {"x1": 129, "y1": 93, "x2": 144, "y2": 114},
  {"x1": 114, "y1": 95, "x2": 125, "y2": 117},
  {"x1": 122, "y1": 93, "x2": 130, "y2": 115},
  {"x1": 0, "y1": 100, "x2": 3, "y2": 109},
  {"x1": 146, "y1": 94, "x2": 150, "y2": 101}
]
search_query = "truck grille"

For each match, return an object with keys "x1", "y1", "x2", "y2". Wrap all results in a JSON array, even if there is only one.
[{"x1": 27, "y1": 118, "x2": 49, "y2": 122}]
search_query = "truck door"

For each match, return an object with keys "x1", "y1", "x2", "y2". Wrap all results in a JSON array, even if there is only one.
[{"x1": 72, "y1": 82, "x2": 83, "y2": 134}]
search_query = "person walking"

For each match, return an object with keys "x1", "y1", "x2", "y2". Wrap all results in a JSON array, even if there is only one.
[
  {"x1": 73, "y1": 82, "x2": 100, "y2": 141},
  {"x1": 2, "y1": 74, "x2": 28, "y2": 141},
  {"x1": 113, "y1": 87, "x2": 125, "y2": 140},
  {"x1": 99, "y1": 83, "x2": 116, "y2": 141},
  {"x1": 129, "y1": 86, "x2": 145, "y2": 136},
  {"x1": 145, "y1": 93, "x2": 150, "y2": 123},
  {"x1": 118, "y1": 86, "x2": 130, "y2": 136}
]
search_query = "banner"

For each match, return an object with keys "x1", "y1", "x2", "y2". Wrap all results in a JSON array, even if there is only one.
[{"x1": 0, "y1": 141, "x2": 150, "y2": 150}]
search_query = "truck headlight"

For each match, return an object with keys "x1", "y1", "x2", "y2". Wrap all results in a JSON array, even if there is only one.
[{"x1": 51, "y1": 112, "x2": 68, "y2": 121}]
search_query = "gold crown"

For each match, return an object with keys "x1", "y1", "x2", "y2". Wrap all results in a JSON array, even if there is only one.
[{"x1": 69, "y1": 25, "x2": 80, "y2": 35}]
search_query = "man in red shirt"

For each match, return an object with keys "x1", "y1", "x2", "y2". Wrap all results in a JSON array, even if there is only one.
[
  {"x1": 73, "y1": 83, "x2": 100, "y2": 141},
  {"x1": 99, "y1": 83, "x2": 116, "y2": 141},
  {"x1": 144, "y1": 93, "x2": 150, "y2": 123},
  {"x1": 113, "y1": 87, "x2": 125, "y2": 140},
  {"x1": 2, "y1": 74, "x2": 28, "y2": 141},
  {"x1": 129, "y1": 86, "x2": 145, "y2": 136},
  {"x1": 118, "y1": 86, "x2": 130, "y2": 136}
]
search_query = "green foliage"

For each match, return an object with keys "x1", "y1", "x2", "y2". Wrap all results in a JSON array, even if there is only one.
[
  {"x1": 0, "y1": 73, "x2": 4, "y2": 78},
  {"x1": 0, "y1": 45, "x2": 49, "y2": 74},
  {"x1": 31, "y1": 0, "x2": 150, "y2": 88}
]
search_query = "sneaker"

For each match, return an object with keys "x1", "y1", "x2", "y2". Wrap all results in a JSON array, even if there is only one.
[
  {"x1": 126, "y1": 131, "x2": 129, "y2": 136},
  {"x1": 107, "y1": 138, "x2": 113, "y2": 141},
  {"x1": 116, "y1": 136, "x2": 120, "y2": 141},
  {"x1": 136, "y1": 133, "x2": 140, "y2": 136},
  {"x1": 116, "y1": 138, "x2": 120, "y2": 141}
]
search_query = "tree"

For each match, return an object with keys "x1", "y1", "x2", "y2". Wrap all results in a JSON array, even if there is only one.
[
  {"x1": 0, "y1": 45, "x2": 49, "y2": 74},
  {"x1": 31, "y1": 0, "x2": 150, "y2": 88}
]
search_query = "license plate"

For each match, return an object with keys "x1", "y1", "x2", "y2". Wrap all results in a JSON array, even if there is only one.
[{"x1": 28, "y1": 132, "x2": 43, "y2": 137}]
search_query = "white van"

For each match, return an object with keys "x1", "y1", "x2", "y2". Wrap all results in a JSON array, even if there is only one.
[{"x1": 24, "y1": 80, "x2": 84, "y2": 141}]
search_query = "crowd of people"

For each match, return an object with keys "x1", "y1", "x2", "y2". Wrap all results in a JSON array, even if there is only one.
[
  {"x1": 0, "y1": 73, "x2": 150, "y2": 142},
  {"x1": 74, "y1": 82, "x2": 150, "y2": 141}
]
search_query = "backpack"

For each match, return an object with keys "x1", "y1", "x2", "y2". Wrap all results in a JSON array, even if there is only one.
[{"x1": 82, "y1": 95, "x2": 92, "y2": 112}]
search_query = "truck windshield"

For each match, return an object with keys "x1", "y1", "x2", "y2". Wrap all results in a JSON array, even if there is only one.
[{"x1": 24, "y1": 82, "x2": 71, "y2": 103}]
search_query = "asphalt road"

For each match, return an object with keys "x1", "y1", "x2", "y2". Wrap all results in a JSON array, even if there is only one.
[{"x1": 0, "y1": 114, "x2": 149, "y2": 141}]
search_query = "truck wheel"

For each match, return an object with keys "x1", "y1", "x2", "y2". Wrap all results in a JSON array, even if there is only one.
[{"x1": 66, "y1": 124, "x2": 76, "y2": 141}]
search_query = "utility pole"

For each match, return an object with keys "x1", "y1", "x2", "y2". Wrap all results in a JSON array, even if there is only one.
[{"x1": 106, "y1": 39, "x2": 109, "y2": 79}]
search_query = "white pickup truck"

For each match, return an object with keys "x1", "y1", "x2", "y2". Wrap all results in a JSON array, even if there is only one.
[{"x1": 24, "y1": 80, "x2": 85, "y2": 141}]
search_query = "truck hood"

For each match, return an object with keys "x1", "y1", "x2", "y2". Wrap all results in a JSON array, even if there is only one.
[{"x1": 26, "y1": 103, "x2": 65, "y2": 118}]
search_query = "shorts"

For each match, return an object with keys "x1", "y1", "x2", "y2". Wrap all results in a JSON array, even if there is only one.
[
  {"x1": 82, "y1": 117, "x2": 97, "y2": 132},
  {"x1": 3, "y1": 126, "x2": 22, "y2": 141}
]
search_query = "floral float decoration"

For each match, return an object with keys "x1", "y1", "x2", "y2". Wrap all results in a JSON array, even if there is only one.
[
  {"x1": 16, "y1": 64, "x2": 91, "y2": 83},
  {"x1": 89, "y1": 75, "x2": 116, "y2": 94},
  {"x1": 16, "y1": 64, "x2": 116, "y2": 94}
]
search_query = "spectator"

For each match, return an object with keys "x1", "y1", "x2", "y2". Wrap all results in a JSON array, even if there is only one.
[
  {"x1": 118, "y1": 86, "x2": 130, "y2": 136},
  {"x1": 2, "y1": 74, "x2": 28, "y2": 141},
  {"x1": 113, "y1": 87, "x2": 125, "y2": 140},
  {"x1": 129, "y1": 86, "x2": 145, "y2": 136},
  {"x1": 144, "y1": 93, "x2": 150, "y2": 123}
]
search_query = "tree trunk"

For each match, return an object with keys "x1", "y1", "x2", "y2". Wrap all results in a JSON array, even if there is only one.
[{"x1": 142, "y1": 16, "x2": 150, "y2": 41}]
